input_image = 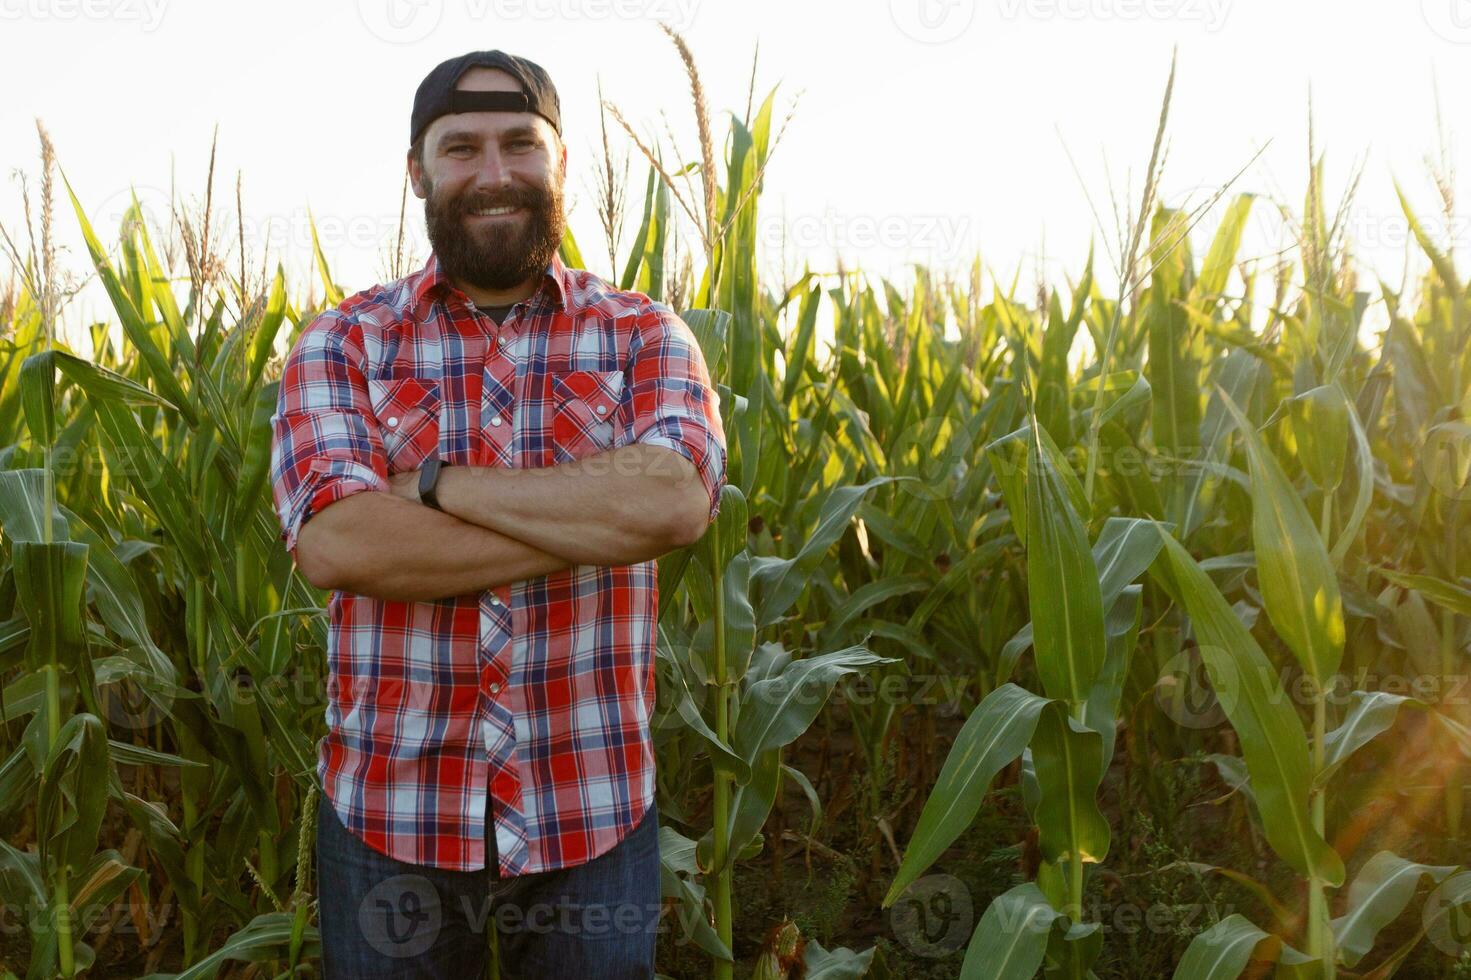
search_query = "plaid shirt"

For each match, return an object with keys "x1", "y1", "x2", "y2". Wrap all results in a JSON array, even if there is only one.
[{"x1": 269, "y1": 251, "x2": 726, "y2": 874}]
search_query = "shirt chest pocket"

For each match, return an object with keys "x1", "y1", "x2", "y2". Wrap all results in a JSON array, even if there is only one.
[
  {"x1": 550, "y1": 370, "x2": 623, "y2": 463},
  {"x1": 368, "y1": 378, "x2": 440, "y2": 473}
]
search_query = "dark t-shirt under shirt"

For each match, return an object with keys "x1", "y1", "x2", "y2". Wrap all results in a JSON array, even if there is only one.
[{"x1": 475, "y1": 303, "x2": 516, "y2": 326}]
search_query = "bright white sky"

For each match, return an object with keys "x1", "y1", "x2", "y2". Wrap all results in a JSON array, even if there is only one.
[{"x1": 3, "y1": 0, "x2": 1468, "y2": 351}]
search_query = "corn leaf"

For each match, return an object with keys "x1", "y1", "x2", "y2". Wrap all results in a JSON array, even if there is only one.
[
  {"x1": 1219, "y1": 387, "x2": 1345, "y2": 685},
  {"x1": 1026, "y1": 420, "x2": 1105, "y2": 704},
  {"x1": 883, "y1": 684, "x2": 1053, "y2": 907},
  {"x1": 1171, "y1": 914, "x2": 1277, "y2": 979},
  {"x1": 957, "y1": 882, "x2": 1062, "y2": 979},
  {"x1": 1150, "y1": 526, "x2": 1345, "y2": 886}
]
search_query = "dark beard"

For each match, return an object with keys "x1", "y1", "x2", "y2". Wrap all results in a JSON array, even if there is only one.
[{"x1": 422, "y1": 174, "x2": 565, "y2": 292}]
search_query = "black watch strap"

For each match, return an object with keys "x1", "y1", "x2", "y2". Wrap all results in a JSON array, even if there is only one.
[{"x1": 419, "y1": 455, "x2": 445, "y2": 511}]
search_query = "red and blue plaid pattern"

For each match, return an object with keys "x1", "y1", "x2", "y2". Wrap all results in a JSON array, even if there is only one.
[{"x1": 269, "y1": 251, "x2": 726, "y2": 874}]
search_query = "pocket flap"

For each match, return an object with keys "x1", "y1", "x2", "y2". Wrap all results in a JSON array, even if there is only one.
[
  {"x1": 367, "y1": 378, "x2": 439, "y2": 423},
  {"x1": 551, "y1": 370, "x2": 622, "y2": 420}
]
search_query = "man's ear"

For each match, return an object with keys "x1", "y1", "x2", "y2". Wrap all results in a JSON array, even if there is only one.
[{"x1": 407, "y1": 150, "x2": 428, "y2": 200}]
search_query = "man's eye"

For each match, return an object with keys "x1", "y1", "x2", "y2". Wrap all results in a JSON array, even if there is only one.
[{"x1": 510, "y1": 140, "x2": 534, "y2": 149}]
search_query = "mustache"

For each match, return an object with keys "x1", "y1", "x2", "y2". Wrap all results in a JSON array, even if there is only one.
[{"x1": 448, "y1": 188, "x2": 544, "y2": 214}]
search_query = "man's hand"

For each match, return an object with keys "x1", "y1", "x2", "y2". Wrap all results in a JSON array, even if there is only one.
[
  {"x1": 434, "y1": 445, "x2": 712, "y2": 568},
  {"x1": 388, "y1": 469, "x2": 421, "y2": 503},
  {"x1": 381, "y1": 444, "x2": 712, "y2": 569},
  {"x1": 292, "y1": 488, "x2": 571, "y2": 601}
]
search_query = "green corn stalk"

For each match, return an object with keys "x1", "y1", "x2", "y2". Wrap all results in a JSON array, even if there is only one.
[{"x1": 6, "y1": 48, "x2": 1471, "y2": 979}]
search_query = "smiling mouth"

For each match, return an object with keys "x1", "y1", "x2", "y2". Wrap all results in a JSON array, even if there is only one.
[{"x1": 466, "y1": 206, "x2": 522, "y2": 219}]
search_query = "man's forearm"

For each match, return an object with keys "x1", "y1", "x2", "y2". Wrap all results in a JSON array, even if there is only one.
[
  {"x1": 294, "y1": 489, "x2": 571, "y2": 602},
  {"x1": 434, "y1": 444, "x2": 707, "y2": 567}
]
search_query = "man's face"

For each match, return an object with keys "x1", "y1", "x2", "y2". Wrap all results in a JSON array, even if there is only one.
[{"x1": 409, "y1": 67, "x2": 567, "y2": 294}]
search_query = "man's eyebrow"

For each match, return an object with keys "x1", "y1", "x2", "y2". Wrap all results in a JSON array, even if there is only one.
[{"x1": 436, "y1": 126, "x2": 541, "y2": 147}]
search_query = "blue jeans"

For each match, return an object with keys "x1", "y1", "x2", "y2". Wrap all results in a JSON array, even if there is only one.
[{"x1": 314, "y1": 792, "x2": 662, "y2": 978}]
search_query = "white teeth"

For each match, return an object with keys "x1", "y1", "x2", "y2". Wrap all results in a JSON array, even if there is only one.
[{"x1": 471, "y1": 206, "x2": 517, "y2": 216}]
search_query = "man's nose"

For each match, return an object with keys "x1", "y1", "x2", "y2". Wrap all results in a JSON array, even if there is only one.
[{"x1": 473, "y1": 149, "x2": 514, "y2": 191}]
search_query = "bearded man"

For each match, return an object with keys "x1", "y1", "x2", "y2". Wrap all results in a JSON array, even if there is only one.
[{"x1": 268, "y1": 50, "x2": 726, "y2": 978}]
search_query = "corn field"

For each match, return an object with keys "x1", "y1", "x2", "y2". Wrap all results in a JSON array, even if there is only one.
[{"x1": 1, "y1": 47, "x2": 1470, "y2": 980}]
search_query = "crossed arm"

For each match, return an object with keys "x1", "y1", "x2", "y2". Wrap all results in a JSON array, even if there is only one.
[
  {"x1": 293, "y1": 444, "x2": 712, "y2": 603},
  {"x1": 274, "y1": 307, "x2": 725, "y2": 604}
]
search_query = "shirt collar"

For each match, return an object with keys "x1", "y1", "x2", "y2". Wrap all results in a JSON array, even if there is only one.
[{"x1": 410, "y1": 250, "x2": 574, "y2": 320}]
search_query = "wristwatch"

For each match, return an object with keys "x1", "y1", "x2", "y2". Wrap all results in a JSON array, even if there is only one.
[{"x1": 418, "y1": 455, "x2": 445, "y2": 511}]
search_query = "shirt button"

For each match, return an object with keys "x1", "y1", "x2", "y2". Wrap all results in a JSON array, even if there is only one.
[
  {"x1": 490, "y1": 416, "x2": 503, "y2": 427},
  {"x1": 386, "y1": 416, "x2": 399, "y2": 427},
  {"x1": 595, "y1": 405, "x2": 607, "y2": 415},
  {"x1": 490, "y1": 594, "x2": 503, "y2": 607},
  {"x1": 489, "y1": 682, "x2": 501, "y2": 694},
  {"x1": 498, "y1": 335, "x2": 510, "y2": 347}
]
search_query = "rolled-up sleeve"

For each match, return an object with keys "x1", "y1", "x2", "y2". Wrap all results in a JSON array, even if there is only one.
[
  {"x1": 620, "y1": 305, "x2": 728, "y2": 522},
  {"x1": 269, "y1": 312, "x2": 389, "y2": 556}
]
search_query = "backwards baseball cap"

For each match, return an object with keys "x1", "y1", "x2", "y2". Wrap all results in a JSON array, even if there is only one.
[{"x1": 410, "y1": 50, "x2": 561, "y2": 147}]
